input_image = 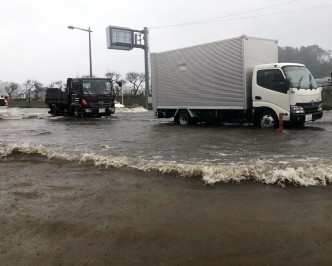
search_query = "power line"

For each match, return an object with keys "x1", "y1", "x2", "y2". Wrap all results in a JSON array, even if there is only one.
[
  {"x1": 150, "y1": 1, "x2": 330, "y2": 29},
  {"x1": 151, "y1": 0, "x2": 298, "y2": 28},
  {"x1": 207, "y1": 4, "x2": 332, "y2": 24}
]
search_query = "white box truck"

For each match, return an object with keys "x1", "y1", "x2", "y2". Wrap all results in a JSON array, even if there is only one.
[{"x1": 151, "y1": 35, "x2": 323, "y2": 128}]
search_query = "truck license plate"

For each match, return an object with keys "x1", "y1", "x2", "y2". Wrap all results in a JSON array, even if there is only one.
[
  {"x1": 99, "y1": 108, "x2": 105, "y2": 113},
  {"x1": 305, "y1": 114, "x2": 312, "y2": 121}
]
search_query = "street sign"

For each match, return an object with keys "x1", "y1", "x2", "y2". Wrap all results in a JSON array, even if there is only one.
[
  {"x1": 106, "y1": 25, "x2": 150, "y2": 109},
  {"x1": 106, "y1": 26, "x2": 133, "y2": 51}
]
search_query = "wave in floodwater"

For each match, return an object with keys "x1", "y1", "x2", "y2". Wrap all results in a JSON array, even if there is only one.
[
  {"x1": 0, "y1": 107, "x2": 147, "y2": 120},
  {"x1": 1, "y1": 144, "x2": 331, "y2": 187}
]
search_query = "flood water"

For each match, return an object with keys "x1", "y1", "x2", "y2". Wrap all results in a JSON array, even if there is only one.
[
  {"x1": 1, "y1": 107, "x2": 332, "y2": 265},
  {"x1": 1, "y1": 108, "x2": 331, "y2": 186}
]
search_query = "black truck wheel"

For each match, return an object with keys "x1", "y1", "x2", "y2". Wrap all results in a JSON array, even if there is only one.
[
  {"x1": 71, "y1": 107, "x2": 81, "y2": 118},
  {"x1": 259, "y1": 111, "x2": 278, "y2": 129},
  {"x1": 178, "y1": 111, "x2": 190, "y2": 125},
  {"x1": 50, "y1": 106, "x2": 57, "y2": 116}
]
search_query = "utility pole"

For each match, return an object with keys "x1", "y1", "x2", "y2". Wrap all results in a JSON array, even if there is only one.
[
  {"x1": 68, "y1": 25, "x2": 93, "y2": 77},
  {"x1": 143, "y1": 27, "x2": 149, "y2": 109}
]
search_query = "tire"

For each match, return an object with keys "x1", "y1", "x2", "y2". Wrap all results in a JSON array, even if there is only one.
[
  {"x1": 71, "y1": 107, "x2": 81, "y2": 118},
  {"x1": 50, "y1": 106, "x2": 57, "y2": 117},
  {"x1": 178, "y1": 111, "x2": 190, "y2": 126},
  {"x1": 259, "y1": 111, "x2": 278, "y2": 129}
]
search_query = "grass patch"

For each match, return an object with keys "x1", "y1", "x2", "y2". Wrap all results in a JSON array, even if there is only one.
[{"x1": 323, "y1": 103, "x2": 332, "y2": 111}]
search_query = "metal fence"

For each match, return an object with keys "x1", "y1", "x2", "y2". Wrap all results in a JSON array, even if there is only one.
[
  {"x1": 9, "y1": 99, "x2": 47, "y2": 108},
  {"x1": 116, "y1": 95, "x2": 146, "y2": 107}
]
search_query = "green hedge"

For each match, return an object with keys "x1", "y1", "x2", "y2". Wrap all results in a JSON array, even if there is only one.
[{"x1": 323, "y1": 103, "x2": 332, "y2": 110}]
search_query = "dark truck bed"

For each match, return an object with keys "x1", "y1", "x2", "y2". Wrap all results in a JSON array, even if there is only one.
[{"x1": 45, "y1": 88, "x2": 68, "y2": 105}]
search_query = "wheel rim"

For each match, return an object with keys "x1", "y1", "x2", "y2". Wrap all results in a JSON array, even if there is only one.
[
  {"x1": 179, "y1": 113, "x2": 189, "y2": 125},
  {"x1": 260, "y1": 114, "x2": 275, "y2": 128}
]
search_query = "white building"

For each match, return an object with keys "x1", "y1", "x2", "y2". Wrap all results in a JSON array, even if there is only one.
[
  {"x1": 316, "y1": 76, "x2": 331, "y2": 87},
  {"x1": 0, "y1": 80, "x2": 9, "y2": 97}
]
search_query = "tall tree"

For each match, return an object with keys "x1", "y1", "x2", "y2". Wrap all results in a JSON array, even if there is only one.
[
  {"x1": 125, "y1": 72, "x2": 145, "y2": 95},
  {"x1": 31, "y1": 81, "x2": 44, "y2": 99},
  {"x1": 4, "y1": 82, "x2": 18, "y2": 99},
  {"x1": 23, "y1": 80, "x2": 34, "y2": 95},
  {"x1": 49, "y1": 80, "x2": 65, "y2": 90},
  {"x1": 23, "y1": 80, "x2": 35, "y2": 106},
  {"x1": 105, "y1": 71, "x2": 121, "y2": 82},
  {"x1": 279, "y1": 45, "x2": 332, "y2": 78}
]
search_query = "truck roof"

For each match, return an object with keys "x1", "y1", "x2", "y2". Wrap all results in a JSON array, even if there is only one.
[
  {"x1": 71, "y1": 77, "x2": 112, "y2": 80},
  {"x1": 256, "y1": 63, "x2": 305, "y2": 69},
  {"x1": 152, "y1": 35, "x2": 278, "y2": 55}
]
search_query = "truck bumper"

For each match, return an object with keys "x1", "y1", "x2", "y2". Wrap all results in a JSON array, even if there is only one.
[
  {"x1": 83, "y1": 107, "x2": 112, "y2": 116},
  {"x1": 290, "y1": 111, "x2": 323, "y2": 123}
]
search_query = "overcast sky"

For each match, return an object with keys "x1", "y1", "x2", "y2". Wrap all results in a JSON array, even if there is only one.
[{"x1": 1, "y1": 0, "x2": 332, "y2": 85}]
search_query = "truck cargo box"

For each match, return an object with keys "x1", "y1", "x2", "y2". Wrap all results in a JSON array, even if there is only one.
[
  {"x1": 151, "y1": 35, "x2": 278, "y2": 111},
  {"x1": 45, "y1": 88, "x2": 68, "y2": 105}
]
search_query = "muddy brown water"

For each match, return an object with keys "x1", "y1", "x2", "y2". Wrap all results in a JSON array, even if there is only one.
[{"x1": 1, "y1": 108, "x2": 332, "y2": 265}]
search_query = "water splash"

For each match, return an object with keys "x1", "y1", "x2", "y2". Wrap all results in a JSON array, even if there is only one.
[{"x1": 1, "y1": 143, "x2": 331, "y2": 186}]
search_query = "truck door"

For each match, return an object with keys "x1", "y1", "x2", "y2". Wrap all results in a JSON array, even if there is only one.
[
  {"x1": 253, "y1": 69, "x2": 290, "y2": 114},
  {"x1": 71, "y1": 81, "x2": 81, "y2": 104}
]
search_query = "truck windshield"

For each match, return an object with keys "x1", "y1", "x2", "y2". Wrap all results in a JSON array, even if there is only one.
[
  {"x1": 282, "y1": 66, "x2": 317, "y2": 89},
  {"x1": 82, "y1": 80, "x2": 113, "y2": 95}
]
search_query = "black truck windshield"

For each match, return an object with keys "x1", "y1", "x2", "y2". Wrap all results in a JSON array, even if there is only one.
[
  {"x1": 282, "y1": 66, "x2": 317, "y2": 89},
  {"x1": 82, "y1": 80, "x2": 113, "y2": 95}
]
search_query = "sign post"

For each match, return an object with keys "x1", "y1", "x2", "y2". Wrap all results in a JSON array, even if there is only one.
[
  {"x1": 279, "y1": 113, "x2": 284, "y2": 132},
  {"x1": 106, "y1": 26, "x2": 149, "y2": 109}
]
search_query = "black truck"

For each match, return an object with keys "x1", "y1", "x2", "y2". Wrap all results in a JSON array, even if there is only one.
[{"x1": 45, "y1": 78, "x2": 117, "y2": 117}]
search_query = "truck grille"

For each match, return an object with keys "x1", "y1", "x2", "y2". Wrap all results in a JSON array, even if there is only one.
[
  {"x1": 296, "y1": 101, "x2": 321, "y2": 113},
  {"x1": 90, "y1": 102, "x2": 111, "y2": 107}
]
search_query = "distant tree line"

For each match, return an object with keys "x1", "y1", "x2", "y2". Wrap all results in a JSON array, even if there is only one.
[
  {"x1": 3, "y1": 71, "x2": 145, "y2": 100},
  {"x1": 105, "y1": 71, "x2": 145, "y2": 95},
  {"x1": 279, "y1": 45, "x2": 332, "y2": 79}
]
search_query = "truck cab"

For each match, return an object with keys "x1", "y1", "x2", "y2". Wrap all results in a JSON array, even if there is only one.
[
  {"x1": 68, "y1": 78, "x2": 116, "y2": 117},
  {"x1": 252, "y1": 63, "x2": 323, "y2": 128}
]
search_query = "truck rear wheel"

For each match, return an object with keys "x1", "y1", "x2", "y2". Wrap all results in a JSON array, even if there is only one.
[
  {"x1": 260, "y1": 111, "x2": 278, "y2": 129},
  {"x1": 178, "y1": 111, "x2": 190, "y2": 125}
]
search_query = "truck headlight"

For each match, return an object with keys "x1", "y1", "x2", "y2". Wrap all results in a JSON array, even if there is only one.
[
  {"x1": 318, "y1": 103, "x2": 322, "y2": 111},
  {"x1": 290, "y1": 105, "x2": 305, "y2": 114}
]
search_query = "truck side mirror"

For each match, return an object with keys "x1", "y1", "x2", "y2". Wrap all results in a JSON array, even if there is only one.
[{"x1": 117, "y1": 81, "x2": 123, "y2": 87}]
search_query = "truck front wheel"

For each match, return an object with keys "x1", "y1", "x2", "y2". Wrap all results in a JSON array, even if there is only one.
[
  {"x1": 50, "y1": 106, "x2": 57, "y2": 116},
  {"x1": 71, "y1": 107, "x2": 81, "y2": 118},
  {"x1": 259, "y1": 111, "x2": 278, "y2": 129}
]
